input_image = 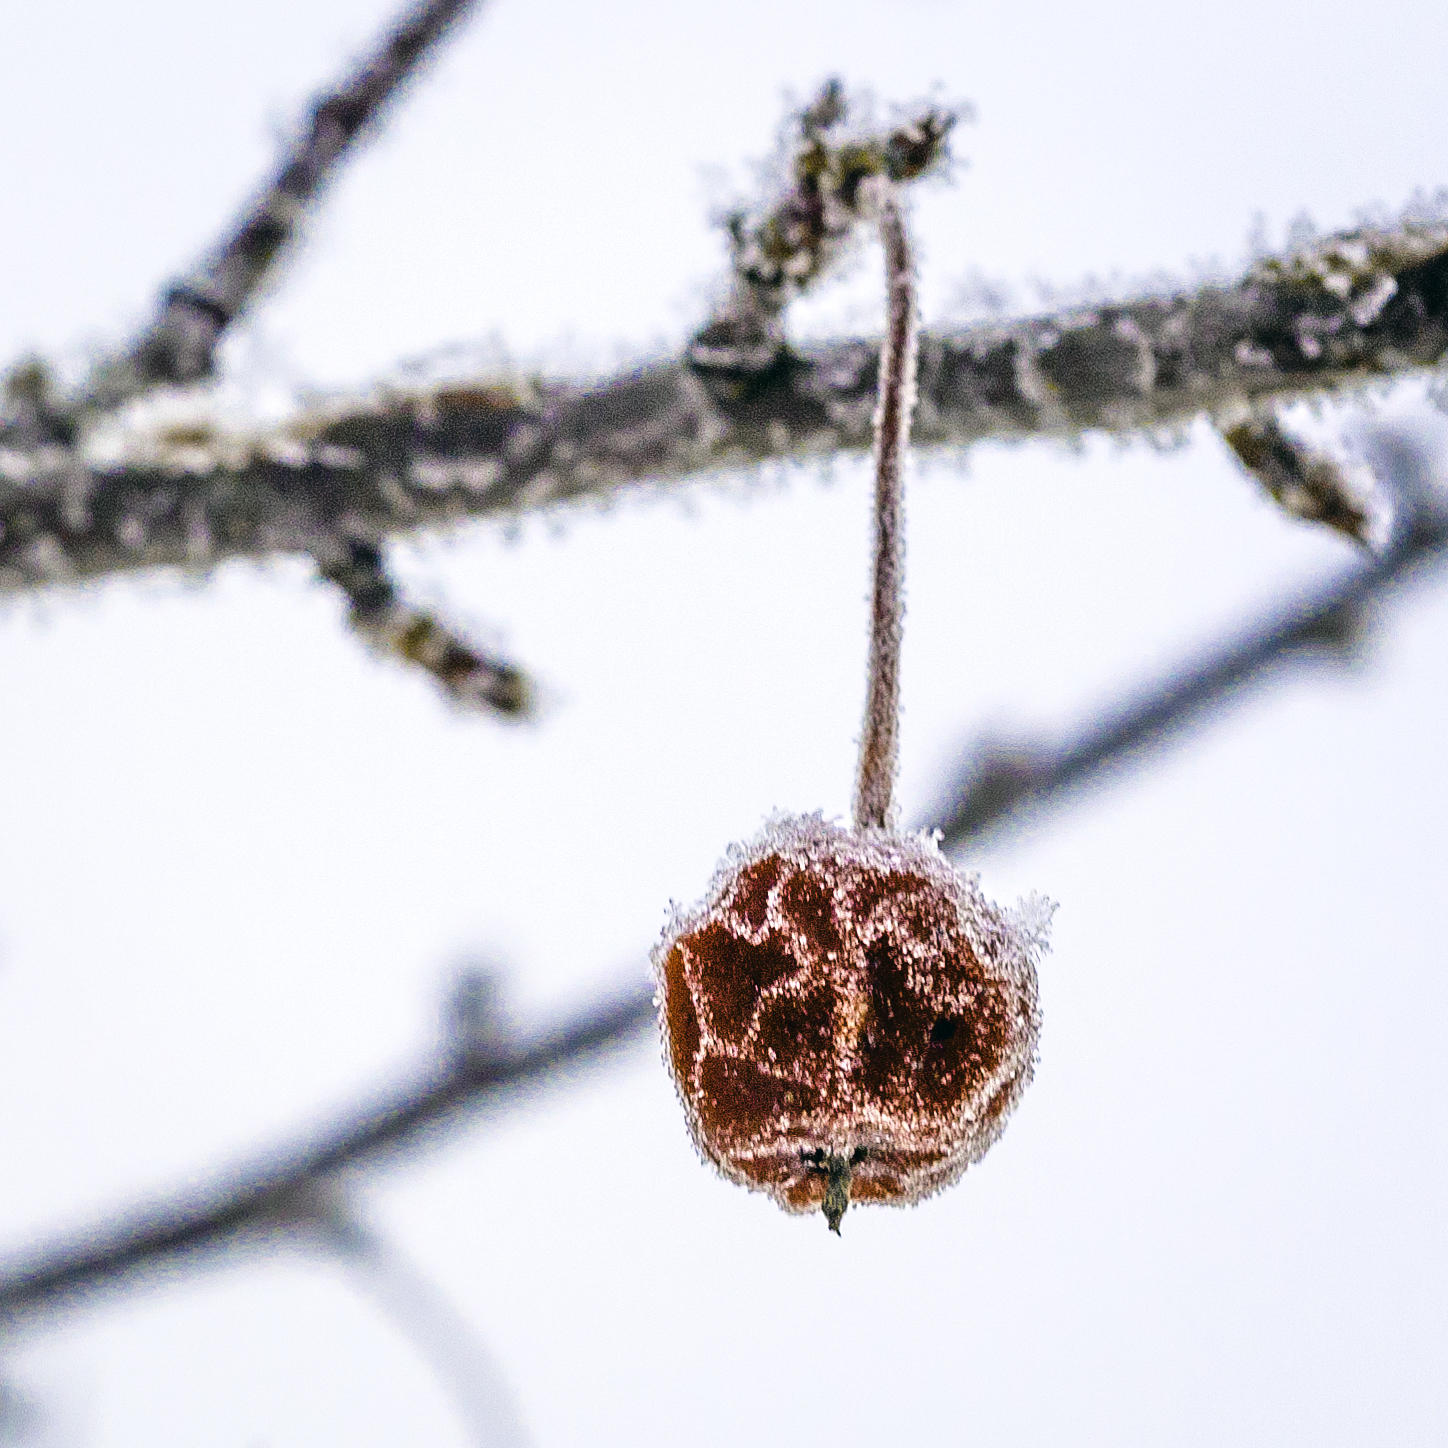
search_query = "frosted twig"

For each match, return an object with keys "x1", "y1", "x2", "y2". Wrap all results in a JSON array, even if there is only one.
[
  {"x1": 921, "y1": 433, "x2": 1448, "y2": 850},
  {"x1": 318, "y1": 540, "x2": 534, "y2": 717},
  {"x1": 853, "y1": 188, "x2": 917, "y2": 831},
  {"x1": 0, "y1": 980, "x2": 653, "y2": 1333},
  {"x1": 78, "y1": 0, "x2": 491, "y2": 414}
]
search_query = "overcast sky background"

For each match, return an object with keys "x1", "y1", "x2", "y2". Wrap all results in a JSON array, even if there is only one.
[{"x1": 2, "y1": 1, "x2": 1447, "y2": 1444}]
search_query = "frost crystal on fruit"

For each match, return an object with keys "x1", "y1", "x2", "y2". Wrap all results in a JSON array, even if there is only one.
[{"x1": 655, "y1": 816, "x2": 1047, "y2": 1224}]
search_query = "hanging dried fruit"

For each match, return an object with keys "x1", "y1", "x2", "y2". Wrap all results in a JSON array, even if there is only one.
[{"x1": 655, "y1": 175, "x2": 1051, "y2": 1233}]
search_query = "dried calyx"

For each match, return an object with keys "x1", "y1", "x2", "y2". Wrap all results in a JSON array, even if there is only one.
[{"x1": 657, "y1": 112, "x2": 1049, "y2": 1235}]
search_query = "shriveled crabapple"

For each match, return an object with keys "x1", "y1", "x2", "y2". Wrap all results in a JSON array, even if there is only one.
[
  {"x1": 654, "y1": 182, "x2": 1052, "y2": 1234},
  {"x1": 656, "y1": 816, "x2": 1047, "y2": 1230}
]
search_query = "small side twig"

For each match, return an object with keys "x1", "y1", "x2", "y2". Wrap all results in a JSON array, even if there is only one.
[
  {"x1": 853, "y1": 187, "x2": 918, "y2": 831},
  {"x1": 1222, "y1": 413, "x2": 1373, "y2": 545},
  {"x1": 920, "y1": 432, "x2": 1448, "y2": 851},
  {"x1": 318, "y1": 540, "x2": 534, "y2": 717}
]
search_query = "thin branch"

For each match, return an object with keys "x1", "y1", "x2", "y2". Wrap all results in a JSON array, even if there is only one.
[
  {"x1": 0, "y1": 980, "x2": 654, "y2": 1334},
  {"x1": 77, "y1": 0, "x2": 491, "y2": 414},
  {"x1": 4, "y1": 219, "x2": 1448, "y2": 595},
  {"x1": 919, "y1": 433, "x2": 1448, "y2": 852},
  {"x1": 854, "y1": 187, "x2": 917, "y2": 830}
]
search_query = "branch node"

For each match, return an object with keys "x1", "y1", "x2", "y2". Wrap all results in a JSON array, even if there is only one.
[{"x1": 690, "y1": 81, "x2": 954, "y2": 380}]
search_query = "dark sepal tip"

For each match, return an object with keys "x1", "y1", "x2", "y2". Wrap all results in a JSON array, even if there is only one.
[{"x1": 822, "y1": 1155, "x2": 852, "y2": 1235}]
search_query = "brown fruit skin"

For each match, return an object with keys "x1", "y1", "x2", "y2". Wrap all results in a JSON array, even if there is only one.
[{"x1": 654, "y1": 814, "x2": 1048, "y2": 1217}]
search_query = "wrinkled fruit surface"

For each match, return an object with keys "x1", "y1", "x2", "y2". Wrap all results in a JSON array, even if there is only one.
[{"x1": 655, "y1": 814, "x2": 1046, "y2": 1216}]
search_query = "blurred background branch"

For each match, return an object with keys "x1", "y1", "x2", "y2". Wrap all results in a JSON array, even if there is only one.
[
  {"x1": 922, "y1": 433, "x2": 1447, "y2": 851},
  {"x1": 0, "y1": 979, "x2": 653, "y2": 1335},
  {"x1": 324, "y1": 1205, "x2": 532, "y2": 1448},
  {"x1": 0, "y1": 1377, "x2": 38, "y2": 1446}
]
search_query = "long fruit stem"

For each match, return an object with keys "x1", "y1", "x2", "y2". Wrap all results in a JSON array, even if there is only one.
[{"x1": 853, "y1": 188, "x2": 918, "y2": 832}]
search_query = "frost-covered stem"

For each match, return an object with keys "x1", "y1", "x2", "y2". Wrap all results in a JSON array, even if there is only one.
[{"x1": 853, "y1": 188, "x2": 917, "y2": 832}]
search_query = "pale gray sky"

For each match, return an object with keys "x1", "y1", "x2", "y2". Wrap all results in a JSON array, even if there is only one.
[{"x1": 1, "y1": 1, "x2": 1446, "y2": 1445}]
